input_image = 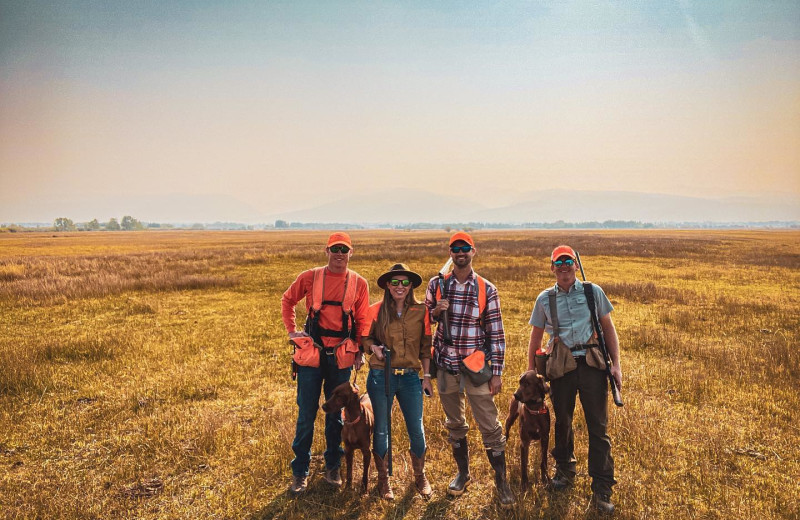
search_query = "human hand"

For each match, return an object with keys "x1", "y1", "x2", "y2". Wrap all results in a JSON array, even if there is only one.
[
  {"x1": 353, "y1": 352, "x2": 365, "y2": 371},
  {"x1": 610, "y1": 363, "x2": 623, "y2": 390},
  {"x1": 433, "y1": 299, "x2": 449, "y2": 318},
  {"x1": 489, "y1": 375, "x2": 502, "y2": 396},
  {"x1": 370, "y1": 344, "x2": 385, "y2": 361},
  {"x1": 421, "y1": 376, "x2": 434, "y2": 397}
]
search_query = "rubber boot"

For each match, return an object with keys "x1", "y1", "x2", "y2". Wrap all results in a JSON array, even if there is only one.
[
  {"x1": 486, "y1": 449, "x2": 515, "y2": 509},
  {"x1": 409, "y1": 450, "x2": 432, "y2": 499},
  {"x1": 447, "y1": 438, "x2": 471, "y2": 496},
  {"x1": 372, "y1": 451, "x2": 394, "y2": 500}
]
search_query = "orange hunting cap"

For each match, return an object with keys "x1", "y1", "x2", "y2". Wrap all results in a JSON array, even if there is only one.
[
  {"x1": 449, "y1": 231, "x2": 475, "y2": 247},
  {"x1": 551, "y1": 245, "x2": 576, "y2": 262},
  {"x1": 327, "y1": 232, "x2": 352, "y2": 248}
]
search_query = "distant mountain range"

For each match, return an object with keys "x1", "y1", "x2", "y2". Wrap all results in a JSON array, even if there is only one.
[
  {"x1": 4, "y1": 190, "x2": 798, "y2": 225},
  {"x1": 270, "y1": 189, "x2": 800, "y2": 224}
]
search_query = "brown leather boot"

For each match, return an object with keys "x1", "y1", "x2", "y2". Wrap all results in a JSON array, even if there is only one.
[
  {"x1": 409, "y1": 450, "x2": 432, "y2": 499},
  {"x1": 372, "y1": 451, "x2": 394, "y2": 500}
]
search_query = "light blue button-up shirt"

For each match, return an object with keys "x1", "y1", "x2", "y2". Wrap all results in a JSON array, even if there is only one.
[{"x1": 529, "y1": 279, "x2": 613, "y2": 353}]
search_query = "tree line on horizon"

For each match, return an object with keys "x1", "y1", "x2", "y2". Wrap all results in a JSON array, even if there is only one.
[
  {"x1": 53, "y1": 216, "x2": 147, "y2": 232},
  {"x1": 0, "y1": 218, "x2": 796, "y2": 234}
]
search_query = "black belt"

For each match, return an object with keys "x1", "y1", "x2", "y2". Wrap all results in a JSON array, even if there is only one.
[
  {"x1": 374, "y1": 367, "x2": 418, "y2": 375},
  {"x1": 391, "y1": 368, "x2": 417, "y2": 375},
  {"x1": 323, "y1": 347, "x2": 336, "y2": 356}
]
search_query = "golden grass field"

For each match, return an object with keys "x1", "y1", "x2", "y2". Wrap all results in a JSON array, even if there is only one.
[{"x1": 1, "y1": 229, "x2": 798, "y2": 520}]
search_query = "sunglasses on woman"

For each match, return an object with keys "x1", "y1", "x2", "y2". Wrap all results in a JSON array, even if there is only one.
[
  {"x1": 553, "y1": 259, "x2": 575, "y2": 267},
  {"x1": 329, "y1": 245, "x2": 350, "y2": 254},
  {"x1": 450, "y1": 245, "x2": 473, "y2": 253},
  {"x1": 389, "y1": 279, "x2": 412, "y2": 287}
]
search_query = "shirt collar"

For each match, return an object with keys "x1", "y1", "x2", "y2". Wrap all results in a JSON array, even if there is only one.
[
  {"x1": 554, "y1": 278, "x2": 583, "y2": 294},
  {"x1": 449, "y1": 269, "x2": 476, "y2": 286}
]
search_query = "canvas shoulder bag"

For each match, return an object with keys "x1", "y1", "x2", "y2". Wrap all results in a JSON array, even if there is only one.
[{"x1": 545, "y1": 288, "x2": 577, "y2": 380}]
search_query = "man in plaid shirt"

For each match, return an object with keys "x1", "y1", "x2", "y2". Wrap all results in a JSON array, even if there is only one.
[{"x1": 425, "y1": 232, "x2": 514, "y2": 509}]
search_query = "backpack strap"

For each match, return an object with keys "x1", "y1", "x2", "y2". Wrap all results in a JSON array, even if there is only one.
[
  {"x1": 548, "y1": 288, "x2": 560, "y2": 341},
  {"x1": 341, "y1": 270, "x2": 357, "y2": 314},
  {"x1": 310, "y1": 267, "x2": 326, "y2": 313},
  {"x1": 582, "y1": 282, "x2": 601, "y2": 342}
]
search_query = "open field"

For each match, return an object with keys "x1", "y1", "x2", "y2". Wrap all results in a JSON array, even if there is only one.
[{"x1": 1, "y1": 229, "x2": 798, "y2": 520}]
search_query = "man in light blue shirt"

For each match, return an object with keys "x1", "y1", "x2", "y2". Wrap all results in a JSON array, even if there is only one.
[{"x1": 527, "y1": 245, "x2": 622, "y2": 515}]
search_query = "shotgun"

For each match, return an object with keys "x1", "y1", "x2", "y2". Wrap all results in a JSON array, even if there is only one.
[
  {"x1": 575, "y1": 251, "x2": 624, "y2": 407},
  {"x1": 437, "y1": 258, "x2": 454, "y2": 345},
  {"x1": 384, "y1": 345, "x2": 393, "y2": 475}
]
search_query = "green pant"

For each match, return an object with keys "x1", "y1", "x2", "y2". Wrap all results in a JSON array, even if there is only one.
[{"x1": 550, "y1": 357, "x2": 616, "y2": 496}]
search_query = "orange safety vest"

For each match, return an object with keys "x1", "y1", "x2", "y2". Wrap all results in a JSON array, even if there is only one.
[
  {"x1": 305, "y1": 267, "x2": 359, "y2": 343},
  {"x1": 435, "y1": 272, "x2": 488, "y2": 326}
]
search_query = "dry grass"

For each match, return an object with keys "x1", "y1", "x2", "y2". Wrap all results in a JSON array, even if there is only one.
[{"x1": 0, "y1": 230, "x2": 798, "y2": 519}]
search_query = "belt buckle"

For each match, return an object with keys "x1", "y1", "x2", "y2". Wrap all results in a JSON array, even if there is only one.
[{"x1": 392, "y1": 368, "x2": 405, "y2": 375}]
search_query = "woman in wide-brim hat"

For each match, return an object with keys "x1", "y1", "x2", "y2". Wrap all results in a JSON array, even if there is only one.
[{"x1": 362, "y1": 263, "x2": 433, "y2": 501}]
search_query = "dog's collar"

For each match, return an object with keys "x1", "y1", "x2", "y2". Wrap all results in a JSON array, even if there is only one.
[
  {"x1": 523, "y1": 402, "x2": 548, "y2": 415},
  {"x1": 341, "y1": 409, "x2": 362, "y2": 426}
]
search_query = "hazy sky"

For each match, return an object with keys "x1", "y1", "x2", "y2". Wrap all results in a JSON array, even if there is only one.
[{"x1": 1, "y1": 1, "x2": 798, "y2": 222}]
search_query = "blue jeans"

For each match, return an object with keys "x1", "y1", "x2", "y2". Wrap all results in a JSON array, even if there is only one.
[
  {"x1": 366, "y1": 368, "x2": 426, "y2": 458},
  {"x1": 291, "y1": 352, "x2": 352, "y2": 477}
]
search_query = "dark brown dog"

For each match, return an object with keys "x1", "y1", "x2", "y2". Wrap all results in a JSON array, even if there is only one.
[
  {"x1": 504, "y1": 370, "x2": 551, "y2": 487},
  {"x1": 321, "y1": 381, "x2": 374, "y2": 491}
]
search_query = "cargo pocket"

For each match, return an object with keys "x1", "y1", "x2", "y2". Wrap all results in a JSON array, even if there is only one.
[
  {"x1": 291, "y1": 337, "x2": 321, "y2": 368},
  {"x1": 585, "y1": 344, "x2": 606, "y2": 370},
  {"x1": 546, "y1": 340, "x2": 577, "y2": 380},
  {"x1": 335, "y1": 338, "x2": 360, "y2": 369}
]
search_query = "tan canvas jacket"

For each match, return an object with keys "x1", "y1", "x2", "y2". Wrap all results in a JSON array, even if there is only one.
[{"x1": 363, "y1": 302, "x2": 432, "y2": 370}]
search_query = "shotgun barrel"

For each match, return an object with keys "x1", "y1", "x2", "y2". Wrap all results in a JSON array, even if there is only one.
[
  {"x1": 575, "y1": 252, "x2": 624, "y2": 407},
  {"x1": 384, "y1": 346, "x2": 393, "y2": 475}
]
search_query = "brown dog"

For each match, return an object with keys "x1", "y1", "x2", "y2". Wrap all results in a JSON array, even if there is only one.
[
  {"x1": 504, "y1": 370, "x2": 551, "y2": 487},
  {"x1": 321, "y1": 381, "x2": 374, "y2": 491}
]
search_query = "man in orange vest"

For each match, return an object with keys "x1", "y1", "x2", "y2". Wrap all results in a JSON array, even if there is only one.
[
  {"x1": 425, "y1": 232, "x2": 514, "y2": 508},
  {"x1": 281, "y1": 232, "x2": 371, "y2": 495}
]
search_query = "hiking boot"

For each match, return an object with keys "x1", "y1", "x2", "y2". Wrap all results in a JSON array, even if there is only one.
[
  {"x1": 592, "y1": 493, "x2": 615, "y2": 515},
  {"x1": 447, "y1": 439, "x2": 471, "y2": 496},
  {"x1": 486, "y1": 449, "x2": 515, "y2": 509},
  {"x1": 372, "y1": 452, "x2": 394, "y2": 500},
  {"x1": 323, "y1": 466, "x2": 342, "y2": 487},
  {"x1": 409, "y1": 450, "x2": 432, "y2": 499},
  {"x1": 289, "y1": 474, "x2": 308, "y2": 495},
  {"x1": 550, "y1": 473, "x2": 573, "y2": 491}
]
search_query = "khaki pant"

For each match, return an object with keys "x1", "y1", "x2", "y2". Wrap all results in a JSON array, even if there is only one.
[{"x1": 437, "y1": 370, "x2": 506, "y2": 451}]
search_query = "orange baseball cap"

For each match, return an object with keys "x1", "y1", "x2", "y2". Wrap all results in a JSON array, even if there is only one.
[
  {"x1": 327, "y1": 232, "x2": 352, "y2": 248},
  {"x1": 449, "y1": 231, "x2": 475, "y2": 247},
  {"x1": 551, "y1": 245, "x2": 576, "y2": 262}
]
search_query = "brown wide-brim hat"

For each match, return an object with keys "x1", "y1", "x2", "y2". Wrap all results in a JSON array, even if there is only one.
[{"x1": 377, "y1": 263, "x2": 423, "y2": 290}]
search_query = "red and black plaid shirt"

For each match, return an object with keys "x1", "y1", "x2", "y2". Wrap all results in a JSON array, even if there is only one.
[{"x1": 424, "y1": 270, "x2": 506, "y2": 376}]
